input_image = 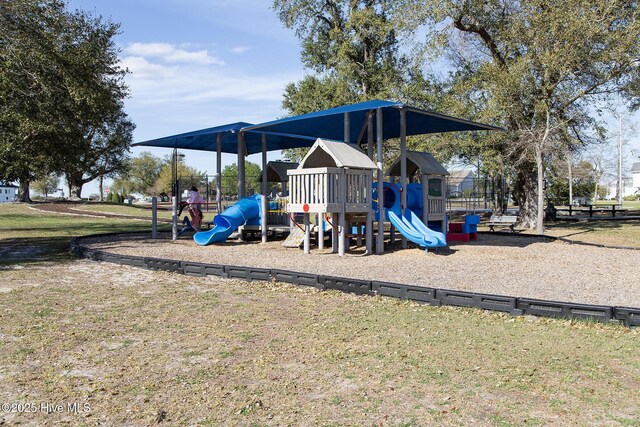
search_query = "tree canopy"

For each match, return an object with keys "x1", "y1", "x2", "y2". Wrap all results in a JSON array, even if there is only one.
[
  {"x1": 221, "y1": 162, "x2": 262, "y2": 197},
  {"x1": 0, "y1": 0, "x2": 132, "y2": 200},
  {"x1": 394, "y1": 0, "x2": 640, "y2": 230}
]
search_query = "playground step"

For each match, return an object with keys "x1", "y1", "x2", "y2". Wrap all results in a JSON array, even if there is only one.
[{"x1": 282, "y1": 226, "x2": 305, "y2": 248}]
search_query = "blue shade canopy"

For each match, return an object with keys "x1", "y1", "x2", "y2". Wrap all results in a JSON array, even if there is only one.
[
  {"x1": 133, "y1": 122, "x2": 317, "y2": 155},
  {"x1": 133, "y1": 100, "x2": 502, "y2": 155},
  {"x1": 244, "y1": 100, "x2": 502, "y2": 143}
]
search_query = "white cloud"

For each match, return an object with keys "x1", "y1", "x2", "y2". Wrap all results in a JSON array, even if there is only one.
[
  {"x1": 118, "y1": 39, "x2": 301, "y2": 153},
  {"x1": 125, "y1": 42, "x2": 224, "y2": 65},
  {"x1": 229, "y1": 46, "x2": 250, "y2": 54}
]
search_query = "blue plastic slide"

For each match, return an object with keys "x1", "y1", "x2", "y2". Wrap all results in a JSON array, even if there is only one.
[
  {"x1": 386, "y1": 209, "x2": 447, "y2": 251},
  {"x1": 406, "y1": 210, "x2": 447, "y2": 247},
  {"x1": 193, "y1": 195, "x2": 261, "y2": 246}
]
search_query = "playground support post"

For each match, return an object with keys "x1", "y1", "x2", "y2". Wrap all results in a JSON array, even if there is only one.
[
  {"x1": 376, "y1": 108, "x2": 385, "y2": 254},
  {"x1": 152, "y1": 196, "x2": 157, "y2": 239},
  {"x1": 367, "y1": 111, "x2": 374, "y2": 159},
  {"x1": 303, "y1": 213, "x2": 310, "y2": 254},
  {"x1": 332, "y1": 212, "x2": 338, "y2": 253},
  {"x1": 261, "y1": 134, "x2": 268, "y2": 244},
  {"x1": 171, "y1": 147, "x2": 179, "y2": 241},
  {"x1": 238, "y1": 132, "x2": 246, "y2": 199},
  {"x1": 216, "y1": 133, "x2": 222, "y2": 214},
  {"x1": 318, "y1": 213, "x2": 325, "y2": 250},
  {"x1": 340, "y1": 111, "x2": 350, "y2": 256},
  {"x1": 421, "y1": 174, "x2": 429, "y2": 225},
  {"x1": 400, "y1": 108, "x2": 407, "y2": 249},
  {"x1": 389, "y1": 177, "x2": 396, "y2": 245},
  {"x1": 171, "y1": 195, "x2": 178, "y2": 241},
  {"x1": 366, "y1": 170, "x2": 373, "y2": 254}
]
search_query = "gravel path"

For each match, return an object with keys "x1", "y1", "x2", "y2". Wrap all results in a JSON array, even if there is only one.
[{"x1": 82, "y1": 233, "x2": 640, "y2": 308}]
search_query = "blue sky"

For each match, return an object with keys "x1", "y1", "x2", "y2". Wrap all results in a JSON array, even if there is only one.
[
  {"x1": 58, "y1": 1, "x2": 640, "y2": 197},
  {"x1": 65, "y1": 0, "x2": 305, "y2": 196}
]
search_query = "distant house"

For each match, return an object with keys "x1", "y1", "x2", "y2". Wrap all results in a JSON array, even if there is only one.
[
  {"x1": 633, "y1": 162, "x2": 640, "y2": 194},
  {"x1": 606, "y1": 163, "x2": 640, "y2": 199},
  {"x1": 0, "y1": 183, "x2": 18, "y2": 203},
  {"x1": 447, "y1": 170, "x2": 475, "y2": 195}
]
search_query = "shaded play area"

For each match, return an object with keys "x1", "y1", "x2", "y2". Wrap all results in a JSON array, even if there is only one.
[{"x1": 134, "y1": 100, "x2": 500, "y2": 255}]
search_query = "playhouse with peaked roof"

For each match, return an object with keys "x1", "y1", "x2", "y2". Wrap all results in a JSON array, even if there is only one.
[{"x1": 287, "y1": 138, "x2": 377, "y2": 256}]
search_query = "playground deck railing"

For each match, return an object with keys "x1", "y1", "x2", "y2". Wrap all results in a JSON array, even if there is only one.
[
  {"x1": 288, "y1": 167, "x2": 373, "y2": 214},
  {"x1": 427, "y1": 197, "x2": 445, "y2": 217}
]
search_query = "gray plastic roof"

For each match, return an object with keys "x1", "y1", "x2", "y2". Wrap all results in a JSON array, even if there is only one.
[
  {"x1": 388, "y1": 151, "x2": 449, "y2": 176},
  {"x1": 258, "y1": 161, "x2": 299, "y2": 182},
  {"x1": 299, "y1": 139, "x2": 377, "y2": 170}
]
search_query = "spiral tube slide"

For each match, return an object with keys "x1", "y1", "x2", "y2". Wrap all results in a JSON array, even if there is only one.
[{"x1": 193, "y1": 195, "x2": 261, "y2": 246}]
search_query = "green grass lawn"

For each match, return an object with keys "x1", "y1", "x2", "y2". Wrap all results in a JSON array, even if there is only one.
[
  {"x1": 592, "y1": 200, "x2": 640, "y2": 209},
  {"x1": 72, "y1": 202, "x2": 176, "y2": 220},
  {"x1": 1, "y1": 258, "x2": 639, "y2": 425},
  {"x1": 1, "y1": 203, "x2": 639, "y2": 425},
  {"x1": 0, "y1": 203, "x2": 170, "y2": 265},
  {"x1": 543, "y1": 220, "x2": 640, "y2": 247}
]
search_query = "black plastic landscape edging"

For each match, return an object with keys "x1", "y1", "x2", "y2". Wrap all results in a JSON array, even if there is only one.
[{"x1": 70, "y1": 233, "x2": 640, "y2": 327}]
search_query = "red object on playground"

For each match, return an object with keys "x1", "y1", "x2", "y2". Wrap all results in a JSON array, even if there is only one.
[
  {"x1": 447, "y1": 232, "x2": 471, "y2": 242},
  {"x1": 303, "y1": 203, "x2": 310, "y2": 212},
  {"x1": 447, "y1": 215, "x2": 480, "y2": 242},
  {"x1": 449, "y1": 222, "x2": 463, "y2": 233}
]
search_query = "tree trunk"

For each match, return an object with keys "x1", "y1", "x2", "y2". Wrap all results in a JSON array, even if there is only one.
[
  {"x1": 535, "y1": 145, "x2": 545, "y2": 234},
  {"x1": 99, "y1": 176, "x2": 104, "y2": 202},
  {"x1": 512, "y1": 167, "x2": 538, "y2": 229},
  {"x1": 19, "y1": 179, "x2": 31, "y2": 203},
  {"x1": 66, "y1": 173, "x2": 87, "y2": 200},
  {"x1": 492, "y1": 173, "x2": 507, "y2": 214},
  {"x1": 69, "y1": 183, "x2": 83, "y2": 200}
]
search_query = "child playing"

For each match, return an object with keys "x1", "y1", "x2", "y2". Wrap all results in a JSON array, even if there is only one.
[{"x1": 187, "y1": 186, "x2": 205, "y2": 231}]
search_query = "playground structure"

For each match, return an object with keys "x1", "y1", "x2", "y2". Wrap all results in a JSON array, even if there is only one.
[
  {"x1": 285, "y1": 139, "x2": 448, "y2": 254},
  {"x1": 134, "y1": 100, "x2": 501, "y2": 254},
  {"x1": 287, "y1": 139, "x2": 377, "y2": 256}
]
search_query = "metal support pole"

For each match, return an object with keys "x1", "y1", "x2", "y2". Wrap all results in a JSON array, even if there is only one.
[
  {"x1": 318, "y1": 213, "x2": 325, "y2": 250},
  {"x1": 339, "y1": 170, "x2": 347, "y2": 256},
  {"x1": 400, "y1": 108, "x2": 407, "y2": 249},
  {"x1": 367, "y1": 111, "x2": 374, "y2": 159},
  {"x1": 422, "y1": 174, "x2": 429, "y2": 225},
  {"x1": 366, "y1": 171, "x2": 373, "y2": 255},
  {"x1": 339, "y1": 211, "x2": 346, "y2": 256},
  {"x1": 261, "y1": 134, "x2": 268, "y2": 243},
  {"x1": 344, "y1": 112, "x2": 350, "y2": 143},
  {"x1": 238, "y1": 132, "x2": 245, "y2": 199},
  {"x1": 332, "y1": 213, "x2": 338, "y2": 253},
  {"x1": 171, "y1": 195, "x2": 178, "y2": 241},
  {"x1": 376, "y1": 108, "x2": 384, "y2": 254},
  {"x1": 390, "y1": 175, "x2": 395, "y2": 245},
  {"x1": 151, "y1": 196, "x2": 157, "y2": 239},
  {"x1": 216, "y1": 133, "x2": 222, "y2": 214}
]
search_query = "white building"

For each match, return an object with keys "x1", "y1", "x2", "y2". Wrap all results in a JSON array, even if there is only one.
[
  {"x1": 0, "y1": 183, "x2": 18, "y2": 203},
  {"x1": 633, "y1": 163, "x2": 640, "y2": 194}
]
